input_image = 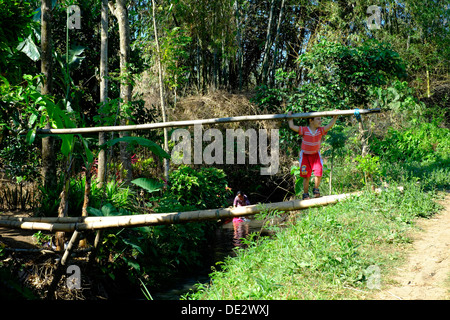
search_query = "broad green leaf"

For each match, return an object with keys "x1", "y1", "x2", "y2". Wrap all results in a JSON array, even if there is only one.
[
  {"x1": 86, "y1": 207, "x2": 103, "y2": 216},
  {"x1": 122, "y1": 238, "x2": 144, "y2": 254},
  {"x1": 100, "y1": 203, "x2": 118, "y2": 216},
  {"x1": 295, "y1": 179, "x2": 303, "y2": 196},
  {"x1": 26, "y1": 128, "x2": 36, "y2": 145},
  {"x1": 131, "y1": 178, "x2": 164, "y2": 193},
  {"x1": 105, "y1": 136, "x2": 170, "y2": 159},
  {"x1": 79, "y1": 135, "x2": 94, "y2": 164},
  {"x1": 68, "y1": 45, "x2": 86, "y2": 69},
  {"x1": 17, "y1": 35, "x2": 40, "y2": 61},
  {"x1": 61, "y1": 135, "x2": 74, "y2": 156},
  {"x1": 28, "y1": 113, "x2": 38, "y2": 127},
  {"x1": 87, "y1": 203, "x2": 122, "y2": 217},
  {"x1": 122, "y1": 256, "x2": 141, "y2": 272}
]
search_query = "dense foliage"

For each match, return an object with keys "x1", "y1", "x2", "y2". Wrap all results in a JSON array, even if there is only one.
[{"x1": 0, "y1": 0, "x2": 448, "y2": 300}]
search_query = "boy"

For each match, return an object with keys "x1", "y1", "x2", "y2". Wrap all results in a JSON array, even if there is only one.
[
  {"x1": 232, "y1": 191, "x2": 250, "y2": 223},
  {"x1": 287, "y1": 110, "x2": 338, "y2": 200},
  {"x1": 233, "y1": 191, "x2": 250, "y2": 207}
]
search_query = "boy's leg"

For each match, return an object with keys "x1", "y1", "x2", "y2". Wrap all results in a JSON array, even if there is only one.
[
  {"x1": 312, "y1": 153, "x2": 323, "y2": 198},
  {"x1": 314, "y1": 176, "x2": 322, "y2": 188},
  {"x1": 303, "y1": 176, "x2": 311, "y2": 194},
  {"x1": 299, "y1": 152, "x2": 312, "y2": 199},
  {"x1": 313, "y1": 176, "x2": 322, "y2": 198}
]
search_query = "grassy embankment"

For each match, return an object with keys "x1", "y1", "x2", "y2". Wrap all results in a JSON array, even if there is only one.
[{"x1": 185, "y1": 182, "x2": 446, "y2": 300}]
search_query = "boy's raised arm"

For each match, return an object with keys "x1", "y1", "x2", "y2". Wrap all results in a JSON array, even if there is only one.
[
  {"x1": 287, "y1": 111, "x2": 300, "y2": 133},
  {"x1": 324, "y1": 115, "x2": 338, "y2": 132}
]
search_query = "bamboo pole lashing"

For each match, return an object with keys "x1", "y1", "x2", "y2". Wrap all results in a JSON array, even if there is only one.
[
  {"x1": 36, "y1": 108, "x2": 381, "y2": 135},
  {"x1": 0, "y1": 192, "x2": 359, "y2": 232}
]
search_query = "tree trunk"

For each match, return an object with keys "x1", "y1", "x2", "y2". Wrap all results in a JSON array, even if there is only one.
[
  {"x1": 234, "y1": 0, "x2": 243, "y2": 91},
  {"x1": 358, "y1": 116, "x2": 369, "y2": 157},
  {"x1": 269, "y1": 0, "x2": 285, "y2": 87},
  {"x1": 110, "y1": 0, "x2": 133, "y2": 184},
  {"x1": 261, "y1": 0, "x2": 277, "y2": 85},
  {"x1": 56, "y1": 156, "x2": 73, "y2": 252},
  {"x1": 79, "y1": 165, "x2": 91, "y2": 248},
  {"x1": 152, "y1": 0, "x2": 170, "y2": 181},
  {"x1": 40, "y1": 0, "x2": 52, "y2": 96},
  {"x1": 41, "y1": 0, "x2": 56, "y2": 191},
  {"x1": 97, "y1": 0, "x2": 109, "y2": 187},
  {"x1": 41, "y1": 0, "x2": 62, "y2": 251}
]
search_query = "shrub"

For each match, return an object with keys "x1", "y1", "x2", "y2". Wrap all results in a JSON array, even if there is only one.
[
  {"x1": 370, "y1": 122, "x2": 450, "y2": 163},
  {"x1": 160, "y1": 165, "x2": 232, "y2": 211}
]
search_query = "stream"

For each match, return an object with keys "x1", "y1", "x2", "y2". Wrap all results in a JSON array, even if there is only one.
[{"x1": 151, "y1": 218, "x2": 266, "y2": 300}]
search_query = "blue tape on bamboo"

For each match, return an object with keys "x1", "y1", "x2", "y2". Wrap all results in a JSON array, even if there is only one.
[{"x1": 354, "y1": 109, "x2": 361, "y2": 121}]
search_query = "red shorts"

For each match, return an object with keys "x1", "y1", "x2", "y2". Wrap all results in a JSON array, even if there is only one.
[{"x1": 299, "y1": 151, "x2": 323, "y2": 178}]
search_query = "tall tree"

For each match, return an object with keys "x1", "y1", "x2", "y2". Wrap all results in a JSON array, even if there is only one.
[
  {"x1": 235, "y1": 0, "x2": 243, "y2": 91},
  {"x1": 269, "y1": 0, "x2": 285, "y2": 87},
  {"x1": 109, "y1": 0, "x2": 133, "y2": 183},
  {"x1": 152, "y1": 0, "x2": 170, "y2": 180},
  {"x1": 261, "y1": 0, "x2": 277, "y2": 85},
  {"x1": 98, "y1": 0, "x2": 109, "y2": 187},
  {"x1": 40, "y1": 0, "x2": 57, "y2": 191}
]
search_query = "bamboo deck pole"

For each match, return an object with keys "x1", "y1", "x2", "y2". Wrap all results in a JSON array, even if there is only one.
[
  {"x1": 0, "y1": 192, "x2": 359, "y2": 232},
  {"x1": 36, "y1": 109, "x2": 380, "y2": 135}
]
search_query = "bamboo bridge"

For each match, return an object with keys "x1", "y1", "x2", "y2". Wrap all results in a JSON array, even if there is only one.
[
  {"x1": 1, "y1": 107, "x2": 380, "y2": 232},
  {"x1": 0, "y1": 192, "x2": 359, "y2": 232}
]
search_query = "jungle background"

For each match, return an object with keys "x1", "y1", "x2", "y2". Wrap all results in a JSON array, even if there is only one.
[{"x1": 0, "y1": 0, "x2": 449, "y2": 300}]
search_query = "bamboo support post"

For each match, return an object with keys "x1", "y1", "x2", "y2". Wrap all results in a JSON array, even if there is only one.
[
  {"x1": 36, "y1": 109, "x2": 381, "y2": 135},
  {"x1": 61, "y1": 230, "x2": 79, "y2": 266},
  {"x1": 0, "y1": 192, "x2": 360, "y2": 232}
]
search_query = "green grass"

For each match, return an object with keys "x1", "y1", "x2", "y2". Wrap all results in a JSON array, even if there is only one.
[{"x1": 183, "y1": 182, "x2": 443, "y2": 300}]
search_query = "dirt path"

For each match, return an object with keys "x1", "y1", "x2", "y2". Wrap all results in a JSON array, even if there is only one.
[
  {"x1": 375, "y1": 193, "x2": 450, "y2": 300},
  {"x1": 0, "y1": 211, "x2": 38, "y2": 249}
]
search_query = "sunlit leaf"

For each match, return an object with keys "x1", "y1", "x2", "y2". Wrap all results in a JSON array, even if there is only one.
[{"x1": 131, "y1": 178, "x2": 164, "y2": 193}]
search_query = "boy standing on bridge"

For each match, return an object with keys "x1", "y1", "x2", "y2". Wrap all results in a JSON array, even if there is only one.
[{"x1": 287, "y1": 111, "x2": 338, "y2": 200}]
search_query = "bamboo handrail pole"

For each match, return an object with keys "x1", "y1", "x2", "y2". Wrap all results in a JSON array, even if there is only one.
[
  {"x1": 36, "y1": 109, "x2": 381, "y2": 135},
  {"x1": 0, "y1": 192, "x2": 360, "y2": 232},
  {"x1": 0, "y1": 216, "x2": 84, "y2": 223}
]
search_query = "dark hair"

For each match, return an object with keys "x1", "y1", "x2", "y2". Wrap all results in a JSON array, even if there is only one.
[
  {"x1": 305, "y1": 109, "x2": 314, "y2": 125},
  {"x1": 236, "y1": 191, "x2": 243, "y2": 196}
]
